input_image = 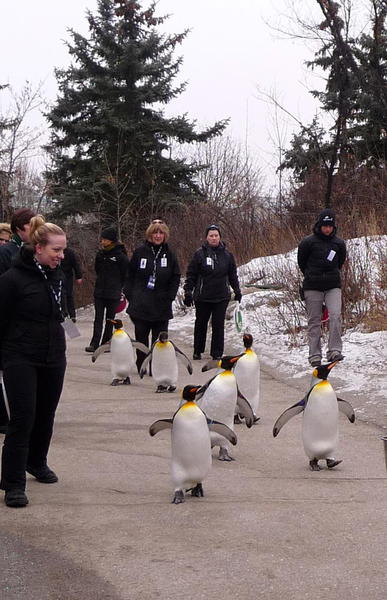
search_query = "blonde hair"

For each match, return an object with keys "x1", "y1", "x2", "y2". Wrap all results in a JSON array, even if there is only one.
[
  {"x1": 145, "y1": 221, "x2": 170, "y2": 242},
  {"x1": 0, "y1": 223, "x2": 12, "y2": 236},
  {"x1": 29, "y1": 215, "x2": 65, "y2": 247}
]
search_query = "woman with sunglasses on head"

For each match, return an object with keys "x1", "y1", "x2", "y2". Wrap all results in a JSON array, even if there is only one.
[
  {"x1": 183, "y1": 225, "x2": 242, "y2": 361},
  {"x1": 0, "y1": 215, "x2": 67, "y2": 508},
  {"x1": 123, "y1": 220, "x2": 180, "y2": 373}
]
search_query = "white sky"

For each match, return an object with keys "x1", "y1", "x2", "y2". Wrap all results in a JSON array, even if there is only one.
[{"x1": 0, "y1": 0, "x2": 329, "y2": 190}]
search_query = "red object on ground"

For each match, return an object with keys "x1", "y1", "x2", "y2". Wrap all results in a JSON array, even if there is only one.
[{"x1": 115, "y1": 296, "x2": 128, "y2": 313}]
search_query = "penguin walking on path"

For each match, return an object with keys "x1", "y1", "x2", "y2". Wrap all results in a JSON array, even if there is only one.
[
  {"x1": 273, "y1": 361, "x2": 355, "y2": 471},
  {"x1": 140, "y1": 331, "x2": 193, "y2": 393},
  {"x1": 197, "y1": 355, "x2": 254, "y2": 461},
  {"x1": 233, "y1": 333, "x2": 260, "y2": 424},
  {"x1": 92, "y1": 319, "x2": 148, "y2": 386},
  {"x1": 149, "y1": 385, "x2": 237, "y2": 504}
]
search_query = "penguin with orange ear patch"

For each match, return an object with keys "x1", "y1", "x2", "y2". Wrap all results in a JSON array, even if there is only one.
[
  {"x1": 198, "y1": 355, "x2": 254, "y2": 461},
  {"x1": 149, "y1": 385, "x2": 236, "y2": 504}
]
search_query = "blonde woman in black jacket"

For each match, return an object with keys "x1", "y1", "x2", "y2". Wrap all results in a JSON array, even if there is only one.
[{"x1": 0, "y1": 216, "x2": 67, "y2": 508}]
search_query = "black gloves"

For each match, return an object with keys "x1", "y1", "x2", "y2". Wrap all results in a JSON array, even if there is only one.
[
  {"x1": 234, "y1": 292, "x2": 242, "y2": 303},
  {"x1": 183, "y1": 292, "x2": 193, "y2": 307}
]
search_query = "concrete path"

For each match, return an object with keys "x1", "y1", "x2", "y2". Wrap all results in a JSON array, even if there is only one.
[{"x1": 1, "y1": 310, "x2": 386, "y2": 600}]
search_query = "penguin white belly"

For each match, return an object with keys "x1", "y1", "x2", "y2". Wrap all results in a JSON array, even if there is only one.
[
  {"x1": 302, "y1": 382, "x2": 339, "y2": 459},
  {"x1": 152, "y1": 342, "x2": 178, "y2": 386},
  {"x1": 171, "y1": 407, "x2": 212, "y2": 490},
  {"x1": 111, "y1": 334, "x2": 135, "y2": 379},
  {"x1": 234, "y1": 351, "x2": 260, "y2": 415},
  {"x1": 198, "y1": 373, "x2": 237, "y2": 448}
]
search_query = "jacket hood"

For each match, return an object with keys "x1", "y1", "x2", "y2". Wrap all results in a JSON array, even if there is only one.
[
  {"x1": 313, "y1": 209, "x2": 337, "y2": 237},
  {"x1": 100, "y1": 242, "x2": 127, "y2": 256}
]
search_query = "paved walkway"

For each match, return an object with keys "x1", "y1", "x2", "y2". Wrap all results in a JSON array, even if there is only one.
[{"x1": 1, "y1": 310, "x2": 386, "y2": 599}]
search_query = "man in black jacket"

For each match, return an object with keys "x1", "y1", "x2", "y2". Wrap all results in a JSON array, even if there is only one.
[
  {"x1": 85, "y1": 227, "x2": 128, "y2": 352},
  {"x1": 298, "y1": 209, "x2": 347, "y2": 366}
]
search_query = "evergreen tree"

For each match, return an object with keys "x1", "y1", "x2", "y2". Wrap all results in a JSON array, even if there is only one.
[{"x1": 45, "y1": 0, "x2": 227, "y2": 229}]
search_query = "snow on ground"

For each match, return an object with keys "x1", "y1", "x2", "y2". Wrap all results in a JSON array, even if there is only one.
[{"x1": 172, "y1": 235, "x2": 387, "y2": 431}]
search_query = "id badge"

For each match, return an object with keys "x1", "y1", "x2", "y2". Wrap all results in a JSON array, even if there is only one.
[
  {"x1": 161, "y1": 256, "x2": 167, "y2": 267},
  {"x1": 61, "y1": 318, "x2": 81, "y2": 339},
  {"x1": 206, "y1": 257, "x2": 213, "y2": 267},
  {"x1": 327, "y1": 250, "x2": 336, "y2": 261},
  {"x1": 140, "y1": 258, "x2": 147, "y2": 269},
  {"x1": 147, "y1": 274, "x2": 156, "y2": 289}
]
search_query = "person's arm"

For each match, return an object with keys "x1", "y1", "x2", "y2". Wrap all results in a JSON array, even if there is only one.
[
  {"x1": 228, "y1": 253, "x2": 242, "y2": 301},
  {"x1": 118, "y1": 253, "x2": 129, "y2": 287},
  {"x1": 123, "y1": 251, "x2": 137, "y2": 300},
  {"x1": 183, "y1": 251, "x2": 200, "y2": 306},
  {"x1": 0, "y1": 272, "x2": 17, "y2": 341},
  {"x1": 297, "y1": 239, "x2": 310, "y2": 274},
  {"x1": 72, "y1": 249, "x2": 83, "y2": 280},
  {"x1": 167, "y1": 253, "x2": 181, "y2": 300},
  {"x1": 338, "y1": 240, "x2": 347, "y2": 269}
]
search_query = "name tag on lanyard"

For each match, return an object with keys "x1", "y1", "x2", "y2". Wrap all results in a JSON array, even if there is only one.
[{"x1": 61, "y1": 318, "x2": 81, "y2": 338}]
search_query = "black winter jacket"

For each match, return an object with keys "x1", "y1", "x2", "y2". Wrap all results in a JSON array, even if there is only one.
[
  {"x1": 298, "y1": 212, "x2": 346, "y2": 291},
  {"x1": 0, "y1": 246, "x2": 66, "y2": 367},
  {"x1": 184, "y1": 242, "x2": 241, "y2": 303},
  {"x1": 61, "y1": 247, "x2": 82, "y2": 280},
  {"x1": 0, "y1": 236, "x2": 23, "y2": 276},
  {"x1": 123, "y1": 242, "x2": 180, "y2": 321},
  {"x1": 94, "y1": 243, "x2": 128, "y2": 300}
]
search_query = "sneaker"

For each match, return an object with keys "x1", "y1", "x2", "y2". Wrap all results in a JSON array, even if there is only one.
[
  {"x1": 309, "y1": 356, "x2": 322, "y2": 367},
  {"x1": 85, "y1": 346, "x2": 96, "y2": 353},
  {"x1": 5, "y1": 489, "x2": 29, "y2": 508},
  {"x1": 26, "y1": 465, "x2": 58, "y2": 484},
  {"x1": 193, "y1": 353, "x2": 201, "y2": 360},
  {"x1": 327, "y1": 351, "x2": 344, "y2": 362}
]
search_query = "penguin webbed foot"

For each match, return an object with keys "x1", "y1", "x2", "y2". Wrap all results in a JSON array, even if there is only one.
[
  {"x1": 111, "y1": 378, "x2": 120, "y2": 386},
  {"x1": 218, "y1": 448, "x2": 235, "y2": 462},
  {"x1": 167, "y1": 385, "x2": 176, "y2": 393},
  {"x1": 156, "y1": 385, "x2": 168, "y2": 393},
  {"x1": 172, "y1": 490, "x2": 185, "y2": 504},
  {"x1": 326, "y1": 458, "x2": 342, "y2": 469},
  {"x1": 187, "y1": 483, "x2": 204, "y2": 498},
  {"x1": 234, "y1": 413, "x2": 244, "y2": 425},
  {"x1": 253, "y1": 415, "x2": 260, "y2": 424},
  {"x1": 309, "y1": 458, "x2": 322, "y2": 471}
]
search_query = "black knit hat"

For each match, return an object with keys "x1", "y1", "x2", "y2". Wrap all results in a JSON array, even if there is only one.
[
  {"x1": 317, "y1": 209, "x2": 336, "y2": 227},
  {"x1": 205, "y1": 224, "x2": 221, "y2": 236},
  {"x1": 101, "y1": 226, "x2": 118, "y2": 242}
]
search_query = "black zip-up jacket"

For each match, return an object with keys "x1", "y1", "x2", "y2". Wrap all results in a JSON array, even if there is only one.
[
  {"x1": 298, "y1": 212, "x2": 346, "y2": 291},
  {"x1": 123, "y1": 242, "x2": 180, "y2": 321},
  {"x1": 0, "y1": 246, "x2": 66, "y2": 368},
  {"x1": 0, "y1": 236, "x2": 23, "y2": 276},
  {"x1": 94, "y1": 243, "x2": 128, "y2": 300},
  {"x1": 184, "y1": 242, "x2": 241, "y2": 303}
]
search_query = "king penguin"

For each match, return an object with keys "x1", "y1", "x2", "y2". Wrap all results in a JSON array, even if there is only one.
[
  {"x1": 273, "y1": 361, "x2": 355, "y2": 470},
  {"x1": 197, "y1": 355, "x2": 254, "y2": 461},
  {"x1": 233, "y1": 333, "x2": 260, "y2": 424},
  {"x1": 140, "y1": 332, "x2": 193, "y2": 393},
  {"x1": 92, "y1": 319, "x2": 148, "y2": 385},
  {"x1": 149, "y1": 385, "x2": 237, "y2": 504}
]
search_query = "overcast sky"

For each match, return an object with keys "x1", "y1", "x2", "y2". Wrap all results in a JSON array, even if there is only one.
[{"x1": 0, "y1": 0, "x2": 328, "y2": 191}]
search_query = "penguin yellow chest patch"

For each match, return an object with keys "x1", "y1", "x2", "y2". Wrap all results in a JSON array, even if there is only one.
[
  {"x1": 220, "y1": 370, "x2": 234, "y2": 378},
  {"x1": 114, "y1": 329, "x2": 126, "y2": 338},
  {"x1": 155, "y1": 341, "x2": 172, "y2": 350}
]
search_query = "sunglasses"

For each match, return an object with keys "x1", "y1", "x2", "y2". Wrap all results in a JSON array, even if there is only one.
[{"x1": 151, "y1": 219, "x2": 164, "y2": 224}]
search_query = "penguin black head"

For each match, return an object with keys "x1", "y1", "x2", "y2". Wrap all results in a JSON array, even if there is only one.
[
  {"x1": 158, "y1": 331, "x2": 169, "y2": 343},
  {"x1": 243, "y1": 333, "x2": 253, "y2": 349},
  {"x1": 219, "y1": 354, "x2": 244, "y2": 371},
  {"x1": 181, "y1": 385, "x2": 202, "y2": 402},
  {"x1": 108, "y1": 319, "x2": 123, "y2": 329},
  {"x1": 313, "y1": 361, "x2": 339, "y2": 380}
]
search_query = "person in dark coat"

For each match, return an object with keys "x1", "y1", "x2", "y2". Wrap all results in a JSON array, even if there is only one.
[
  {"x1": 298, "y1": 209, "x2": 347, "y2": 366},
  {"x1": 0, "y1": 208, "x2": 36, "y2": 276},
  {"x1": 183, "y1": 225, "x2": 242, "y2": 360},
  {"x1": 0, "y1": 223, "x2": 12, "y2": 245},
  {"x1": 85, "y1": 227, "x2": 128, "y2": 352},
  {"x1": 61, "y1": 247, "x2": 83, "y2": 322},
  {"x1": 0, "y1": 208, "x2": 35, "y2": 435},
  {"x1": 123, "y1": 220, "x2": 180, "y2": 373},
  {"x1": 0, "y1": 215, "x2": 67, "y2": 508}
]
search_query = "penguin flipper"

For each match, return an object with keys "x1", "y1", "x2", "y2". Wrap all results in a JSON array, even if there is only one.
[
  {"x1": 149, "y1": 419, "x2": 173, "y2": 436},
  {"x1": 171, "y1": 342, "x2": 193, "y2": 374},
  {"x1": 337, "y1": 398, "x2": 356, "y2": 423},
  {"x1": 196, "y1": 374, "x2": 218, "y2": 398},
  {"x1": 91, "y1": 344, "x2": 110, "y2": 363},
  {"x1": 139, "y1": 353, "x2": 152, "y2": 378},
  {"x1": 207, "y1": 419, "x2": 237, "y2": 446},
  {"x1": 273, "y1": 400, "x2": 305, "y2": 437},
  {"x1": 130, "y1": 339, "x2": 149, "y2": 354},
  {"x1": 236, "y1": 391, "x2": 254, "y2": 428},
  {"x1": 201, "y1": 359, "x2": 220, "y2": 372}
]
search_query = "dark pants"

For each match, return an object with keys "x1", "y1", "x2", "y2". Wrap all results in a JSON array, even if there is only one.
[
  {"x1": 64, "y1": 277, "x2": 76, "y2": 319},
  {"x1": 0, "y1": 362, "x2": 66, "y2": 491},
  {"x1": 194, "y1": 300, "x2": 229, "y2": 358},
  {"x1": 0, "y1": 385, "x2": 8, "y2": 428},
  {"x1": 131, "y1": 317, "x2": 169, "y2": 373},
  {"x1": 90, "y1": 297, "x2": 118, "y2": 348}
]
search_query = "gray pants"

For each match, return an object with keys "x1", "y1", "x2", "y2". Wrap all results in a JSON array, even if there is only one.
[{"x1": 304, "y1": 288, "x2": 342, "y2": 361}]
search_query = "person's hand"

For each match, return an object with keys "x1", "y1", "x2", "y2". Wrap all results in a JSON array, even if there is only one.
[
  {"x1": 234, "y1": 292, "x2": 242, "y2": 303},
  {"x1": 183, "y1": 292, "x2": 193, "y2": 307}
]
